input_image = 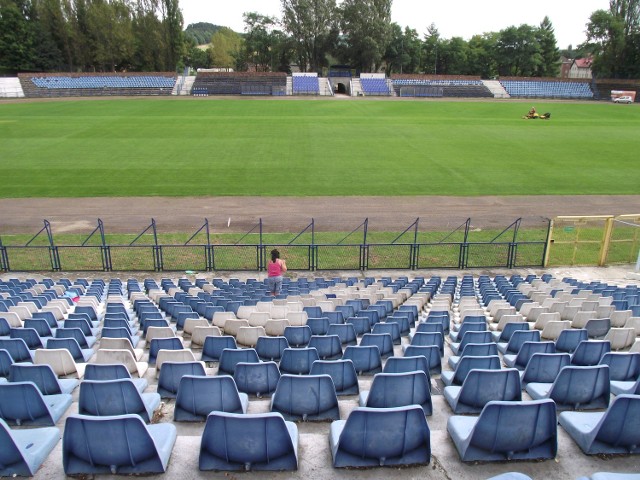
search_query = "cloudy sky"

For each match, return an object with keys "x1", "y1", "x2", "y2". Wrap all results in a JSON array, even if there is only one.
[{"x1": 179, "y1": 0, "x2": 608, "y2": 48}]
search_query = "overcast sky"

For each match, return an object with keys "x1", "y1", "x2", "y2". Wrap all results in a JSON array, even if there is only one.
[{"x1": 180, "y1": 0, "x2": 608, "y2": 49}]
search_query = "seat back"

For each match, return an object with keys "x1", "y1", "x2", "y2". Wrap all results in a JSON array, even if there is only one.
[
  {"x1": 453, "y1": 355, "x2": 501, "y2": 385},
  {"x1": 365, "y1": 371, "x2": 431, "y2": 413},
  {"x1": 599, "y1": 352, "x2": 640, "y2": 381},
  {"x1": 342, "y1": 345, "x2": 382, "y2": 375},
  {"x1": 0, "y1": 381, "x2": 53, "y2": 425},
  {"x1": 504, "y1": 330, "x2": 541, "y2": 354},
  {"x1": 521, "y1": 353, "x2": 571, "y2": 384},
  {"x1": 279, "y1": 347, "x2": 319, "y2": 375},
  {"x1": 10, "y1": 328, "x2": 44, "y2": 349},
  {"x1": 233, "y1": 361, "x2": 280, "y2": 397},
  {"x1": 585, "y1": 318, "x2": 611, "y2": 339},
  {"x1": 271, "y1": 374, "x2": 339, "y2": 421},
  {"x1": 403, "y1": 345, "x2": 442, "y2": 374},
  {"x1": 283, "y1": 325, "x2": 312, "y2": 348},
  {"x1": 85, "y1": 363, "x2": 133, "y2": 381},
  {"x1": 467, "y1": 400, "x2": 557, "y2": 459},
  {"x1": 495, "y1": 322, "x2": 529, "y2": 343},
  {"x1": 55, "y1": 328, "x2": 89, "y2": 348},
  {"x1": 199, "y1": 411, "x2": 297, "y2": 471},
  {"x1": 0, "y1": 338, "x2": 32, "y2": 363},
  {"x1": 306, "y1": 317, "x2": 330, "y2": 335},
  {"x1": 458, "y1": 342, "x2": 499, "y2": 358},
  {"x1": 45, "y1": 338, "x2": 85, "y2": 361},
  {"x1": 332, "y1": 405, "x2": 430, "y2": 468},
  {"x1": 23, "y1": 318, "x2": 53, "y2": 337},
  {"x1": 0, "y1": 349, "x2": 13, "y2": 377},
  {"x1": 63, "y1": 319, "x2": 94, "y2": 336},
  {"x1": 594, "y1": 394, "x2": 640, "y2": 448},
  {"x1": 63, "y1": 413, "x2": 171, "y2": 474},
  {"x1": 218, "y1": 348, "x2": 260, "y2": 376},
  {"x1": 457, "y1": 369, "x2": 522, "y2": 408},
  {"x1": 148, "y1": 337, "x2": 183, "y2": 365},
  {"x1": 372, "y1": 322, "x2": 401, "y2": 344},
  {"x1": 410, "y1": 332, "x2": 444, "y2": 354},
  {"x1": 550, "y1": 365, "x2": 611, "y2": 409},
  {"x1": 174, "y1": 375, "x2": 246, "y2": 421},
  {"x1": 35, "y1": 348, "x2": 80, "y2": 377},
  {"x1": 201, "y1": 336, "x2": 237, "y2": 362},
  {"x1": 555, "y1": 328, "x2": 588, "y2": 353},
  {"x1": 9, "y1": 363, "x2": 62, "y2": 395},
  {"x1": 157, "y1": 361, "x2": 206, "y2": 398},
  {"x1": 360, "y1": 333, "x2": 394, "y2": 358},
  {"x1": 514, "y1": 341, "x2": 556, "y2": 368},
  {"x1": 571, "y1": 340, "x2": 612, "y2": 366},
  {"x1": 326, "y1": 323, "x2": 357, "y2": 346},
  {"x1": 309, "y1": 359, "x2": 359, "y2": 395},
  {"x1": 383, "y1": 356, "x2": 430, "y2": 379},
  {"x1": 79, "y1": 379, "x2": 147, "y2": 418},
  {"x1": 255, "y1": 336, "x2": 289, "y2": 361},
  {"x1": 308, "y1": 335, "x2": 342, "y2": 360}
]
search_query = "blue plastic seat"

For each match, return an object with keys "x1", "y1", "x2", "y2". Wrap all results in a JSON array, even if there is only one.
[
  {"x1": 64, "y1": 318, "x2": 99, "y2": 337},
  {"x1": 360, "y1": 371, "x2": 432, "y2": 415},
  {"x1": 571, "y1": 340, "x2": 612, "y2": 366},
  {"x1": 255, "y1": 336, "x2": 289, "y2": 361},
  {"x1": 101, "y1": 326, "x2": 140, "y2": 348},
  {"x1": 409, "y1": 331, "x2": 444, "y2": 356},
  {"x1": 447, "y1": 399, "x2": 557, "y2": 461},
  {"x1": 218, "y1": 348, "x2": 260, "y2": 376},
  {"x1": 9, "y1": 363, "x2": 78, "y2": 395},
  {"x1": 599, "y1": 352, "x2": 640, "y2": 381},
  {"x1": 503, "y1": 341, "x2": 556, "y2": 369},
  {"x1": 345, "y1": 316, "x2": 371, "y2": 336},
  {"x1": 306, "y1": 317, "x2": 330, "y2": 335},
  {"x1": 279, "y1": 347, "x2": 319, "y2": 375},
  {"x1": 520, "y1": 353, "x2": 571, "y2": 386},
  {"x1": 174, "y1": 375, "x2": 248, "y2": 421},
  {"x1": 201, "y1": 335, "x2": 237, "y2": 362},
  {"x1": 10, "y1": 327, "x2": 47, "y2": 350},
  {"x1": 342, "y1": 345, "x2": 382, "y2": 375},
  {"x1": 308, "y1": 334, "x2": 343, "y2": 360},
  {"x1": 84, "y1": 363, "x2": 148, "y2": 394},
  {"x1": 450, "y1": 330, "x2": 493, "y2": 355},
  {"x1": 157, "y1": 361, "x2": 206, "y2": 398},
  {"x1": 199, "y1": 411, "x2": 298, "y2": 471},
  {"x1": 73, "y1": 305, "x2": 98, "y2": 322},
  {"x1": 559, "y1": 394, "x2": 640, "y2": 454},
  {"x1": 526, "y1": 365, "x2": 611, "y2": 411},
  {"x1": 555, "y1": 328, "x2": 588, "y2": 353},
  {"x1": 55, "y1": 327, "x2": 96, "y2": 349},
  {"x1": 0, "y1": 381, "x2": 72, "y2": 426},
  {"x1": 497, "y1": 329, "x2": 541, "y2": 355},
  {"x1": 372, "y1": 322, "x2": 401, "y2": 345},
  {"x1": 402, "y1": 345, "x2": 442, "y2": 374},
  {"x1": 382, "y1": 355, "x2": 431, "y2": 384},
  {"x1": 441, "y1": 355, "x2": 501, "y2": 387},
  {"x1": 585, "y1": 318, "x2": 612, "y2": 339},
  {"x1": 412, "y1": 321, "x2": 444, "y2": 338},
  {"x1": 46, "y1": 337, "x2": 94, "y2": 362},
  {"x1": 271, "y1": 374, "x2": 340, "y2": 421},
  {"x1": 309, "y1": 359, "x2": 359, "y2": 396},
  {"x1": 63, "y1": 413, "x2": 177, "y2": 474},
  {"x1": 79, "y1": 378, "x2": 161, "y2": 422},
  {"x1": 450, "y1": 321, "x2": 487, "y2": 343},
  {"x1": 148, "y1": 337, "x2": 183, "y2": 366},
  {"x1": 327, "y1": 323, "x2": 357, "y2": 346},
  {"x1": 23, "y1": 318, "x2": 55, "y2": 338},
  {"x1": 234, "y1": 361, "x2": 280, "y2": 398},
  {"x1": 283, "y1": 325, "x2": 312, "y2": 348},
  {"x1": 359, "y1": 332, "x2": 394, "y2": 358},
  {"x1": 0, "y1": 338, "x2": 34, "y2": 362},
  {"x1": 444, "y1": 368, "x2": 522, "y2": 414},
  {"x1": 448, "y1": 342, "x2": 499, "y2": 370},
  {"x1": 0, "y1": 349, "x2": 13, "y2": 377},
  {"x1": 330, "y1": 405, "x2": 430, "y2": 468},
  {"x1": 490, "y1": 322, "x2": 529, "y2": 343},
  {"x1": 0, "y1": 417, "x2": 60, "y2": 476}
]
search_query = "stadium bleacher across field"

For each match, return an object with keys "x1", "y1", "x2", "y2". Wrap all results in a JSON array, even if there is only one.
[
  {"x1": 0, "y1": 272, "x2": 639, "y2": 478},
  {"x1": 391, "y1": 75, "x2": 493, "y2": 98},
  {"x1": 292, "y1": 74, "x2": 320, "y2": 95},
  {"x1": 19, "y1": 73, "x2": 177, "y2": 98},
  {"x1": 191, "y1": 71, "x2": 287, "y2": 96},
  {"x1": 500, "y1": 79, "x2": 594, "y2": 99}
]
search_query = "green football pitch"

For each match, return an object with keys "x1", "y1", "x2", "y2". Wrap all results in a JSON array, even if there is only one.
[{"x1": 0, "y1": 98, "x2": 638, "y2": 198}]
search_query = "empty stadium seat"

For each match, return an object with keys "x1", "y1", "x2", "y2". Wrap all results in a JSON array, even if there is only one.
[
  {"x1": 271, "y1": 374, "x2": 340, "y2": 421},
  {"x1": 0, "y1": 417, "x2": 60, "y2": 476},
  {"x1": 174, "y1": 375, "x2": 248, "y2": 421}
]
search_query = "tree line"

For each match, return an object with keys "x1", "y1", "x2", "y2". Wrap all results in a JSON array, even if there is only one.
[{"x1": 1, "y1": 0, "x2": 638, "y2": 79}]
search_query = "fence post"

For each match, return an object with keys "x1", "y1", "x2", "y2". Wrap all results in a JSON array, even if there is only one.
[
  {"x1": 543, "y1": 218, "x2": 554, "y2": 267},
  {"x1": 599, "y1": 217, "x2": 615, "y2": 266},
  {"x1": 0, "y1": 237, "x2": 7, "y2": 272}
]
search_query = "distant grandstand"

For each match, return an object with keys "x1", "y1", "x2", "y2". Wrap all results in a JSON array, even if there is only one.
[{"x1": 1, "y1": 70, "x2": 637, "y2": 101}]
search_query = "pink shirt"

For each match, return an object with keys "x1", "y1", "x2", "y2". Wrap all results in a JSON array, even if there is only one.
[{"x1": 268, "y1": 261, "x2": 282, "y2": 277}]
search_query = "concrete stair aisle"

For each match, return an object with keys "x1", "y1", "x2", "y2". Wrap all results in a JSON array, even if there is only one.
[
  {"x1": 0, "y1": 77, "x2": 25, "y2": 98},
  {"x1": 318, "y1": 77, "x2": 333, "y2": 95},
  {"x1": 286, "y1": 76, "x2": 293, "y2": 95},
  {"x1": 483, "y1": 79, "x2": 509, "y2": 98},
  {"x1": 351, "y1": 77, "x2": 363, "y2": 96}
]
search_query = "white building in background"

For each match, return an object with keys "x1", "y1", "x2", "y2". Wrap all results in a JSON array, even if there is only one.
[{"x1": 569, "y1": 57, "x2": 593, "y2": 79}]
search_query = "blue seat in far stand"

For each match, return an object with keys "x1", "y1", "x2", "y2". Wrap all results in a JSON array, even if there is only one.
[
  {"x1": 63, "y1": 413, "x2": 177, "y2": 475},
  {"x1": 330, "y1": 405, "x2": 430, "y2": 468},
  {"x1": 199, "y1": 411, "x2": 298, "y2": 471},
  {"x1": 0, "y1": 417, "x2": 60, "y2": 477}
]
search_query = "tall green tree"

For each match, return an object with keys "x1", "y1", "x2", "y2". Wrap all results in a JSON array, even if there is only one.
[
  {"x1": 281, "y1": 0, "x2": 337, "y2": 72},
  {"x1": 209, "y1": 27, "x2": 243, "y2": 68},
  {"x1": 422, "y1": 23, "x2": 440, "y2": 74},
  {"x1": 160, "y1": 0, "x2": 183, "y2": 69},
  {"x1": 383, "y1": 24, "x2": 420, "y2": 74},
  {"x1": 338, "y1": 0, "x2": 392, "y2": 71},
  {"x1": 535, "y1": 16, "x2": 560, "y2": 77},
  {"x1": 0, "y1": 0, "x2": 38, "y2": 71},
  {"x1": 495, "y1": 24, "x2": 543, "y2": 76},
  {"x1": 242, "y1": 12, "x2": 279, "y2": 71}
]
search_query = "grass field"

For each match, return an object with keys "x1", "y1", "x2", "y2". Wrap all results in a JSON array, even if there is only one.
[{"x1": 1, "y1": 98, "x2": 639, "y2": 198}]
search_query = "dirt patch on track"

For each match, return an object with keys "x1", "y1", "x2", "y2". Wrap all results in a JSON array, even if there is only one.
[{"x1": 1, "y1": 195, "x2": 639, "y2": 234}]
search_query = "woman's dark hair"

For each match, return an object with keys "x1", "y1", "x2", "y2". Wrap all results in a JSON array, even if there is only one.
[{"x1": 271, "y1": 249, "x2": 280, "y2": 262}]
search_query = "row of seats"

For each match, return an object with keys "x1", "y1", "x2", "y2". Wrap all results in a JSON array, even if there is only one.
[
  {"x1": 292, "y1": 76, "x2": 320, "y2": 94},
  {"x1": 500, "y1": 80, "x2": 594, "y2": 99},
  {"x1": 191, "y1": 72, "x2": 287, "y2": 96},
  {"x1": 360, "y1": 78, "x2": 391, "y2": 96}
]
